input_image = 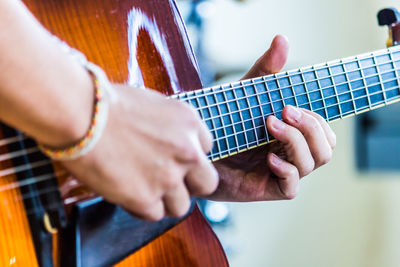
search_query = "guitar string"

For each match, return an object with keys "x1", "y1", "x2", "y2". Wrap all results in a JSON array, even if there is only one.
[
  {"x1": 0, "y1": 78, "x2": 398, "y2": 168},
  {"x1": 176, "y1": 47, "x2": 400, "y2": 102},
  {"x1": 192, "y1": 76, "x2": 400, "y2": 134},
  {"x1": 4, "y1": 88, "x2": 398, "y2": 211},
  {"x1": 0, "y1": 49, "x2": 400, "y2": 199},
  {"x1": 0, "y1": 134, "x2": 27, "y2": 147},
  {"x1": 208, "y1": 86, "x2": 400, "y2": 158},
  {"x1": 0, "y1": 78, "x2": 399, "y2": 174},
  {"x1": 0, "y1": 63, "x2": 398, "y2": 157},
  {"x1": 2, "y1": 98, "x2": 400, "y2": 213},
  {"x1": 0, "y1": 171, "x2": 66, "y2": 192},
  {"x1": 0, "y1": 51, "x2": 398, "y2": 147},
  {"x1": 0, "y1": 85, "x2": 399, "y2": 200},
  {"x1": 179, "y1": 58, "x2": 399, "y2": 112}
]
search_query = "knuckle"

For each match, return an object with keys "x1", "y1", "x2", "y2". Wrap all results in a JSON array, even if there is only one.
[
  {"x1": 317, "y1": 149, "x2": 332, "y2": 166},
  {"x1": 299, "y1": 161, "x2": 314, "y2": 177},
  {"x1": 163, "y1": 171, "x2": 181, "y2": 189},
  {"x1": 174, "y1": 141, "x2": 199, "y2": 162},
  {"x1": 137, "y1": 195, "x2": 155, "y2": 209},
  {"x1": 286, "y1": 166, "x2": 299, "y2": 179},
  {"x1": 201, "y1": 168, "x2": 219, "y2": 195},
  {"x1": 287, "y1": 129, "x2": 303, "y2": 145},
  {"x1": 146, "y1": 208, "x2": 164, "y2": 221},
  {"x1": 202, "y1": 126, "x2": 214, "y2": 151},
  {"x1": 305, "y1": 116, "x2": 320, "y2": 131},
  {"x1": 180, "y1": 103, "x2": 201, "y2": 127},
  {"x1": 173, "y1": 201, "x2": 191, "y2": 218}
]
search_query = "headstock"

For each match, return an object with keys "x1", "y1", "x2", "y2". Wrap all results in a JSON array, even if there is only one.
[{"x1": 378, "y1": 8, "x2": 400, "y2": 47}]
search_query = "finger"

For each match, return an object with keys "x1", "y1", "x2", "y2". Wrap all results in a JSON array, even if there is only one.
[
  {"x1": 123, "y1": 200, "x2": 165, "y2": 221},
  {"x1": 267, "y1": 153, "x2": 299, "y2": 200},
  {"x1": 266, "y1": 115, "x2": 314, "y2": 177},
  {"x1": 301, "y1": 108, "x2": 336, "y2": 149},
  {"x1": 242, "y1": 34, "x2": 289, "y2": 79},
  {"x1": 163, "y1": 183, "x2": 191, "y2": 217},
  {"x1": 282, "y1": 106, "x2": 332, "y2": 168},
  {"x1": 185, "y1": 152, "x2": 219, "y2": 196},
  {"x1": 198, "y1": 120, "x2": 214, "y2": 153}
]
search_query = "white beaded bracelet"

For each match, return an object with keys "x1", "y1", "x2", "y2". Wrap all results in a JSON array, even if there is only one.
[{"x1": 39, "y1": 38, "x2": 118, "y2": 160}]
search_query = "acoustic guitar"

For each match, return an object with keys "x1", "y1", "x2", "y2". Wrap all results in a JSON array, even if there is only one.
[{"x1": 1, "y1": 1, "x2": 400, "y2": 266}]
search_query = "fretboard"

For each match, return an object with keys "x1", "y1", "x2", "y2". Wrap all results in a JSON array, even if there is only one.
[{"x1": 173, "y1": 46, "x2": 400, "y2": 161}]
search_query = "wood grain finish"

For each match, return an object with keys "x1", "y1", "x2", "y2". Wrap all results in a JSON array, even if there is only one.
[
  {"x1": 115, "y1": 207, "x2": 228, "y2": 267},
  {"x1": 0, "y1": 0, "x2": 229, "y2": 266},
  {"x1": 0, "y1": 131, "x2": 38, "y2": 267}
]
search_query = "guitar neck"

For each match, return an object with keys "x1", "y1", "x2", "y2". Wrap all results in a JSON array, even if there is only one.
[{"x1": 173, "y1": 46, "x2": 400, "y2": 161}]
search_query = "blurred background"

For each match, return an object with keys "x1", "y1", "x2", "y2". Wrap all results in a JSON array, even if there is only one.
[{"x1": 177, "y1": 0, "x2": 400, "y2": 266}]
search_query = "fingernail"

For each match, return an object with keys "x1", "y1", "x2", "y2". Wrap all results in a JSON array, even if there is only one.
[
  {"x1": 270, "y1": 116, "x2": 285, "y2": 131},
  {"x1": 270, "y1": 153, "x2": 282, "y2": 166},
  {"x1": 287, "y1": 106, "x2": 302, "y2": 122}
]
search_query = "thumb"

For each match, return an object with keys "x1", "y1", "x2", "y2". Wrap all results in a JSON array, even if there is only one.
[{"x1": 242, "y1": 34, "x2": 290, "y2": 79}]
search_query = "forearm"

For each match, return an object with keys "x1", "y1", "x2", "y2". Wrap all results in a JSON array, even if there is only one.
[{"x1": 0, "y1": 0, "x2": 92, "y2": 147}]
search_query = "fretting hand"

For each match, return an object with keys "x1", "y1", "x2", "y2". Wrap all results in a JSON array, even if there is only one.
[{"x1": 210, "y1": 35, "x2": 336, "y2": 202}]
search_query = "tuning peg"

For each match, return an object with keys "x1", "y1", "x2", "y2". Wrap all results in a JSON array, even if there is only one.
[
  {"x1": 377, "y1": 8, "x2": 400, "y2": 47},
  {"x1": 378, "y1": 8, "x2": 400, "y2": 26}
]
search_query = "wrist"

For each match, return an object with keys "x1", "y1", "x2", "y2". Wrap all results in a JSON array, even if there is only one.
[
  {"x1": 39, "y1": 51, "x2": 118, "y2": 160},
  {"x1": 34, "y1": 63, "x2": 94, "y2": 149}
]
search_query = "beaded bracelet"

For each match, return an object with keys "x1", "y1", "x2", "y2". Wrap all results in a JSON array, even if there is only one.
[{"x1": 39, "y1": 39, "x2": 117, "y2": 160}]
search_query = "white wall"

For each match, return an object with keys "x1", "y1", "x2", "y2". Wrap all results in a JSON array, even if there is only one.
[{"x1": 196, "y1": 0, "x2": 400, "y2": 266}]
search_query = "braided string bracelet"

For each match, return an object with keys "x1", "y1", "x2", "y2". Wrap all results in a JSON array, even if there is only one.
[{"x1": 39, "y1": 39, "x2": 118, "y2": 160}]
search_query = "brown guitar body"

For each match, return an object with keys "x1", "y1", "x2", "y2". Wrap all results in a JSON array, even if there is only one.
[{"x1": 0, "y1": 0, "x2": 228, "y2": 266}]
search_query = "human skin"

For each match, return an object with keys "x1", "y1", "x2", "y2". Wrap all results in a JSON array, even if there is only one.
[{"x1": 0, "y1": 1, "x2": 335, "y2": 220}]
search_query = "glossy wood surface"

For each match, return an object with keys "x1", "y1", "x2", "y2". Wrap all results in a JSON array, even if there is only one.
[
  {"x1": 0, "y1": 0, "x2": 228, "y2": 266},
  {"x1": 0, "y1": 130, "x2": 38, "y2": 267}
]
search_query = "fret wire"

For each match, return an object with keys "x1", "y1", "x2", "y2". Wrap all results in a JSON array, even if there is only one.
[
  {"x1": 342, "y1": 60, "x2": 357, "y2": 114},
  {"x1": 276, "y1": 74, "x2": 286, "y2": 110},
  {"x1": 299, "y1": 69, "x2": 313, "y2": 111},
  {"x1": 288, "y1": 72, "x2": 299, "y2": 108},
  {"x1": 3, "y1": 82, "x2": 399, "y2": 164},
  {"x1": 175, "y1": 58, "x2": 399, "y2": 115},
  {"x1": 203, "y1": 81, "x2": 400, "y2": 137},
  {"x1": 178, "y1": 48, "x2": 400, "y2": 104},
  {"x1": 197, "y1": 74, "x2": 400, "y2": 134},
  {"x1": 222, "y1": 84, "x2": 240, "y2": 154},
  {"x1": 214, "y1": 86, "x2": 230, "y2": 156},
  {"x1": 263, "y1": 76, "x2": 276, "y2": 118},
  {"x1": 326, "y1": 62, "x2": 343, "y2": 120},
  {"x1": 389, "y1": 49, "x2": 400, "y2": 96},
  {"x1": 192, "y1": 90, "x2": 217, "y2": 144},
  {"x1": 232, "y1": 85, "x2": 250, "y2": 150},
  {"x1": 243, "y1": 79, "x2": 260, "y2": 145},
  {"x1": 313, "y1": 65, "x2": 328, "y2": 119},
  {"x1": 357, "y1": 56, "x2": 373, "y2": 110},
  {"x1": 213, "y1": 125, "x2": 269, "y2": 144},
  {"x1": 212, "y1": 87, "x2": 400, "y2": 152},
  {"x1": 252, "y1": 78, "x2": 270, "y2": 143},
  {"x1": 213, "y1": 94, "x2": 400, "y2": 156},
  {"x1": 178, "y1": 48, "x2": 396, "y2": 102},
  {"x1": 4, "y1": 48, "x2": 398, "y2": 162},
  {"x1": 168, "y1": 69, "x2": 392, "y2": 159},
  {"x1": 373, "y1": 53, "x2": 388, "y2": 105},
  {"x1": 202, "y1": 89, "x2": 223, "y2": 160}
]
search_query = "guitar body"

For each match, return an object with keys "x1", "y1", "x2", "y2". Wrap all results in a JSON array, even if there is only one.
[
  {"x1": 3, "y1": 2, "x2": 399, "y2": 266},
  {"x1": 0, "y1": 0, "x2": 228, "y2": 266}
]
